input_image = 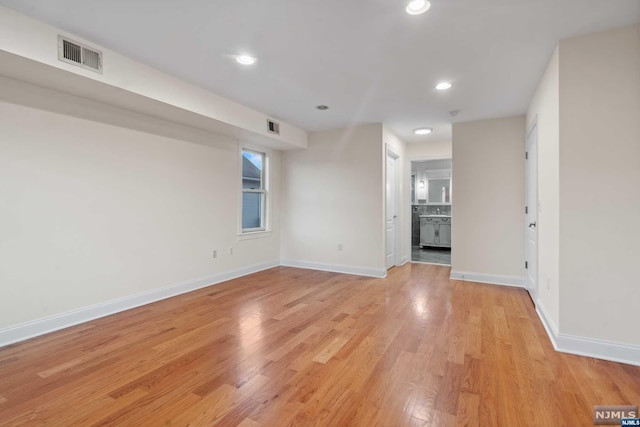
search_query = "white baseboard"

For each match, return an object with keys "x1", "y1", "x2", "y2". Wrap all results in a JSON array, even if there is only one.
[
  {"x1": 535, "y1": 302, "x2": 640, "y2": 367},
  {"x1": 4, "y1": 259, "x2": 638, "y2": 367},
  {"x1": 280, "y1": 259, "x2": 387, "y2": 279},
  {"x1": 0, "y1": 260, "x2": 279, "y2": 348},
  {"x1": 400, "y1": 256, "x2": 409, "y2": 266},
  {"x1": 450, "y1": 270, "x2": 525, "y2": 288},
  {"x1": 535, "y1": 300, "x2": 560, "y2": 338}
]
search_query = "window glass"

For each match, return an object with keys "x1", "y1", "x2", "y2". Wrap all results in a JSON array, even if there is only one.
[
  {"x1": 242, "y1": 151, "x2": 263, "y2": 189},
  {"x1": 241, "y1": 150, "x2": 266, "y2": 231},
  {"x1": 242, "y1": 192, "x2": 262, "y2": 229}
]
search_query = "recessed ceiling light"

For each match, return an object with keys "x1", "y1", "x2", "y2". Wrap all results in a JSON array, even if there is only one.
[
  {"x1": 316, "y1": 105, "x2": 329, "y2": 110},
  {"x1": 406, "y1": 0, "x2": 431, "y2": 15},
  {"x1": 414, "y1": 127, "x2": 433, "y2": 135},
  {"x1": 436, "y1": 82, "x2": 452, "y2": 90},
  {"x1": 236, "y1": 55, "x2": 256, "y2": 65}
]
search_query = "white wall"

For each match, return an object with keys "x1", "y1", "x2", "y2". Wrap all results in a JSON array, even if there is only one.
[
  {"x1": 281, "y1": 124, "x2": 386, "y2": 276},
  {"x1": 411, "y1": 159, "x2": 452, "y2": 172},
  {"x1": 406, "y1": 140, "x2": 452, "y2": 160},
  {"x1": 558, "y1": 24, "x2": 640, "y2": 346},
  {"x1": 452, "y1": 116, "x2": 526, "y2": 280},
  {"x1": 0, "y1": 6, "x2": 307, "y2": 150},
  {"x1": 527, "y1": 46, "x2": 560, "y2": 330},
  {"x1": 0, "y1": 84, "x2": 281, "y2": 331}
]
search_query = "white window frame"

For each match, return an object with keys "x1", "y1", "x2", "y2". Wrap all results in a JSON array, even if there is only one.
[{"x1": 240, "y1": 147, "x2": 270, "y2": 237}]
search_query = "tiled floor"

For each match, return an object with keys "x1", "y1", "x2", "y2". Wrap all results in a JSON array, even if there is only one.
[{"x1": 411, "y1": 245, "x2": 451, "y2": 265}]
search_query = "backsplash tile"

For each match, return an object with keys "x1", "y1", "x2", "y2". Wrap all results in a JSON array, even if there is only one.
[{"x1": 412, "y1": 205, "x2": 451, "y2": 216}]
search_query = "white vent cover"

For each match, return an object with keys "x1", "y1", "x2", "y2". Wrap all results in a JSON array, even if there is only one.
[
  {"x1": 58, "y1": 36, "x2": 102, "y2": 73},
  {"x1": 267, "y1": 119, "x2": 280, "y2": 135}
]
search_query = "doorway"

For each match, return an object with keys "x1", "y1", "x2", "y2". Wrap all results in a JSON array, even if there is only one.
[
  {"x1": 525, "y1": 122, "x2": 538, "y2": 301},
  {"x1": 410, "y1": 159, "x2": 452, "y2": 265}
]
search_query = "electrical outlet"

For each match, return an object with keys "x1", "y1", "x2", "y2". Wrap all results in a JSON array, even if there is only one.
[
  {"x1": 228, "y1": 247, "x2": 233, "y2": 255},
  {"x1": 338, "y1": 243, "x2": 343, "y2": 251},
  {"x1": 212, "y1": 250, "x2": 217, "y2": 259}
]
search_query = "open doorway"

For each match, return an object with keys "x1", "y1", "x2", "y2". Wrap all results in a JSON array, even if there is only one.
[{"x1": 410, "y1": 159, "x2": 452, "y2": 265}]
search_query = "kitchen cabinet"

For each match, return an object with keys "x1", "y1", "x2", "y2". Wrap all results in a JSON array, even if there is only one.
[
  {"x1": 419, "y1": 216, "x2": 451, "y2": 248},
  {"x1": 438, "y1": 222, "x2": 451, "y2": 246},
  {"x1": 420, "y1": 220, "x2": 436, "y2": 245}
]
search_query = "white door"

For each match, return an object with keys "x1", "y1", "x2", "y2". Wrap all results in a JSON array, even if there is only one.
[
  {"x1": 525, "y1": 123, "x2": 538, "y2": 301},
  {"x1": 386, "y1": 150, "x2": 399, "y2": 269}
]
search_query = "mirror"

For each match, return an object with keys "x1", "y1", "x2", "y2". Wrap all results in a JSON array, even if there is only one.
[
  {"x1": 411, "y1": 159, "x2": 452, "y2": 205},
  {"x1": 428, "y1": 178, "x2": 451, "y2": 203}
]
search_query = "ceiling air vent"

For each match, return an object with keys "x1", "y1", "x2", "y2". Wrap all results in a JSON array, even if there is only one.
[
  {"x1": 267, "y1": 119, "x2": 280, "y2": 135},
  {"x1": 58, "y1": 36, "x2": 103, "y2": 73}
]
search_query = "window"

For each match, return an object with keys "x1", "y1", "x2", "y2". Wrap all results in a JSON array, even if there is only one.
[{"x1": 241, "y1": 149, "x2": 266, "y2": 232}]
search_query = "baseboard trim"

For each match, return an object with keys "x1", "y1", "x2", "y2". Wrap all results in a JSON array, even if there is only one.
[
  {"x1": 449, "y1": 270, "x2": 525, "y2": 288},
  {"x1": 535, "y1": 302, "x2": 640, "y2": 367},
  {"x1": 400, "y1": 256, "x2": 409, "y2": 266},
  {"x1": 280, "y1": 259, "x2": 387, "y2": 279},
  {"x1": 4, "y1": 259, "x2": 638, "y2": 367},
  {"x1": 0, "y1": 260, "x2": 280, "y2": 348},
  {"x1": 535, "y1": 300, "x2": 560, "y2": 338}
]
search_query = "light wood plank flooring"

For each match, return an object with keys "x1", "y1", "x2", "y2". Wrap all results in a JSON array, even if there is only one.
[{"x1": 0, "y1": 264, "x2": 638, "y2": 426}]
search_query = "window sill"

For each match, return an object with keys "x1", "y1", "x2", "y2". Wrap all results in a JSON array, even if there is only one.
[{"x1": 238, "y1": 230, "x2": 273, "y2": 240}]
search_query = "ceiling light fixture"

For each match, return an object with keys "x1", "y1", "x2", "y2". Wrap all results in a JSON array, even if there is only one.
[
  {"x1": 316, "y1": 105, "x2": 329, "y2": 110},
  {"x1": 406, "y1": 0, "x2": 431, "y2": 15},
  {"x1": 414, "y1": 127, "x2": 433, "y2": 135},
  {"x1": 236, "y1": 55, "x2": 256, "y2": 65},
  {"x1": 436, "y1": 82, "x2": 452, "y2": 90}
]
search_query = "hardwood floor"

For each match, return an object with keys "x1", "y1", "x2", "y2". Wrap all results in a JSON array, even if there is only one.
[{"x1": 0, "y1": 264, "x2": 638, "y2": 426}]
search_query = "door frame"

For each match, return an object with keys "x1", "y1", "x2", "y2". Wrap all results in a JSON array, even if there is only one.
[
  {"x1": 385, "y1": 145, "x2": 401, "y2": 268},
  {"x1": 525, "y1": 118, "x2": 539, "y2": 302},
  {"x1": 407, "y1": 155, "x2": 452, "y2": 264}
]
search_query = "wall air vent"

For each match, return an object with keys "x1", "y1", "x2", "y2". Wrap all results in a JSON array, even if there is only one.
[
  {"x1": 267, "y1": 119, "x2": 280, "y2": 135},
  {"x1": 58, "y1": 36, "x2": 103, "y2": 73}
]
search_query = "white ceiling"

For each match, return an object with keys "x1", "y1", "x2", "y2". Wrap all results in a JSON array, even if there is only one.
[{"x1": 1, "y1": 0, "x2": 639, "y2": 144}]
